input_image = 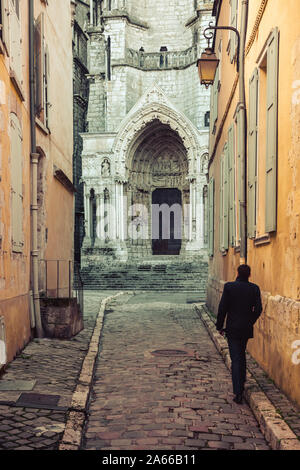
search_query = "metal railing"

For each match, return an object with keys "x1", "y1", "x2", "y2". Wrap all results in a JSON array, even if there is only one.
[{"x1": 39, "y1": 259, "x2": 84, "y2": 314}]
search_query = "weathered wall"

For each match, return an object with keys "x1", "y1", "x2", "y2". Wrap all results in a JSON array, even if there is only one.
[
  {"x1": 73, "y1": 1, "x2": 90, "y2": 266},
  {"x1": 0, "y1": 1, "x2": 32, "y2": 363},
  {"x1": 33, "y1": 0, "x2": 74, "y2": 267},
  {"x1": 207, "y1": 0, "x2": 300, "y2": 407}
]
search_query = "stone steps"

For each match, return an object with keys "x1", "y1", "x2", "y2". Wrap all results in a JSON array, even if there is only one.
[{"x1": 79, "y1": 258, "x2": 208, "y2": 293}]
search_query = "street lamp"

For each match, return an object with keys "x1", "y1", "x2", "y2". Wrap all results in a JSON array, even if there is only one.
[
  {"x1": 197, "y1": 22, "x2": 240, "y2": 87},
  {"x1": 197, "y1": 48, "x2": 220, "y2": 88}
]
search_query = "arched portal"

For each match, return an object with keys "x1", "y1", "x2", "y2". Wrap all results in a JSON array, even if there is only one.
[
  {"x1": 125, "y1": 119, "x2": 190, "y2": 257},
  {"x1": 81, "y1": 85, "x2": 209, "y2": 262}
]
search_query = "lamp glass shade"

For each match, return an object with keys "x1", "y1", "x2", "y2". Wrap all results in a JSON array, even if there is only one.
[{"x1": 197, "y1": 49, "x2": 219, "y2": 86}]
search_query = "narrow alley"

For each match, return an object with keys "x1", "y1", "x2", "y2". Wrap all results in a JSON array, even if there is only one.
[{"x1": 82, "y1": 292, "x2": 270, "y2": 451}]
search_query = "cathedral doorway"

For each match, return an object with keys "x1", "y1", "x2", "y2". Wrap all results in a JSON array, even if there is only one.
[{"x1": 152, "y1": 188, "x2": 182, "y2": 255}]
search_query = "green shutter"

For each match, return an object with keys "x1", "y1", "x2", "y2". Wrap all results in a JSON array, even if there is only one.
[
  {"x1": 10, "y1": 114, "x2": 23, "y2": 252},
  {"x1": 208, "y1": 177, "x2": 214, "y2": 257},
  {"x1": 265, "y1": 28, "x2": 279, "y2": 233},
  {"x1": 230, "y1": 0, "x2": 238, "y2": 63},
  {"x1": 219, "y1": 155, "x2": 224, "y2": 251},
  {"x1": 34, "y1": 13, "x2": 45, "y2": 117},
  {"x1": 210, "y1": 83, "x2": 215, "y2": 135},
  {"x1": 1, "y1": 0, "x2": 10, "y2": 55},
  {"x1": 212, "y1": 64, "x2": 219, "y2": 132},
  {"x1": 220, "y1": 144, "x2": 229, "y2": 252},
  {"x1": 236, "y1": 109, "x2": 243, "y2": 242},
  {"x1": 248, "y1": 68, "x2": 259, "y2": 238},
  {"x1": 223, "y1": 144, "x2": 229, "y2": 250},
  {"x1": 228, "y1": 123, "x2": 236, "y2": 246}
]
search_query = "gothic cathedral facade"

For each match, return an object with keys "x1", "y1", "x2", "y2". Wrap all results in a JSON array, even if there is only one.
[{"x1": 81, "y1": 1, "x2": 213, "y2": 264}]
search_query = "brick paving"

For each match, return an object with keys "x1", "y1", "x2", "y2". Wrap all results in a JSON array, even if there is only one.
[
  {"x1": 1, "y1": 290, "x2": 298, "y2": 451},
  {"x1": 0, "y1": 291, "x2": 112, "y2": 450},
  {"x1": 82, "y1": 293, "x2": 271, "y2": 450}
]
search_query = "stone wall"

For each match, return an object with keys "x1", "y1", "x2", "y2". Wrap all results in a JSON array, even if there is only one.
[
  {"x1": 40, "y1": 298, "x2": 84, "y2": 339},
  {"x1": 73, "y1": 1, "x2": 90, "y2": 265}
]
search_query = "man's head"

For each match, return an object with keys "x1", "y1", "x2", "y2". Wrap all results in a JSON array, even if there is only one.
[{"x1": 237, "y1": 264, "x2": 251, "y2": 280}]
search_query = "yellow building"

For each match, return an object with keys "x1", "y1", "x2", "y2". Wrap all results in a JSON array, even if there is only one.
[
  {"x1": 206, "y1": 0, "x2": 300, "y2": 406},
  {"x1": 0, "y1": 0, "x2": 74, "y2": 365}
]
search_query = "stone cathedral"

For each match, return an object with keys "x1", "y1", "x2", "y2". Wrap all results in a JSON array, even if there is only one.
[{"x1": 80, "y1": 0, "x2": 213, "y2": 269}]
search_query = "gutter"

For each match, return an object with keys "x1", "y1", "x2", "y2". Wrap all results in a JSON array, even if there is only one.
[{"x1": 29, "y1": 0, "x2": 44, "y2": 338}]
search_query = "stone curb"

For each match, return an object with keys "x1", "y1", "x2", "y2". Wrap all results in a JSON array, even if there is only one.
[
  {"x1": 194, "y1": 304, "x2": 300, "y2": 451},
  {"x1": 59, "y1": 292, "x2": 125, "y2": 451}
]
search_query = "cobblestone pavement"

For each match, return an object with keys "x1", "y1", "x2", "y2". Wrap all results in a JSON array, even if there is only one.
[
  {"x1": 82, "y1": 292, "x2": 271, "y2": 450},
  {"x1": 0, "y1": 291, "x2": 113, "y2": 450}
]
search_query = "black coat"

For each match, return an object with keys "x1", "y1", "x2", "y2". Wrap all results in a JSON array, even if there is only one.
[{"x1": 216, "y1": 277, "x2": 262, "y2": 339}]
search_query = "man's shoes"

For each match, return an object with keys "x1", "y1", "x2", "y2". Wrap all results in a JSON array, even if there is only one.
[{"x1": 233, "y1": 393, "x2": 243, "y2": 404}]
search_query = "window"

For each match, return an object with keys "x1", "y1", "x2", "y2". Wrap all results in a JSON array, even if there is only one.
[
  {"x1": 160, "y1": 46, "x2": 168, "y2": 68},
  {"x1": 10, "y1": 113, "x2": 24, "y2": 253},
  {"x1": 9, "y1": 0, "x2": 22, "y2": 82},
  {"x1": 208, "y1": 177, "x2": 214, "y2": 257},
  {"x1": 210, "y1": 62, "x2": 219, "y2": 135},
  {"x1": 265, "y1": 29, "x2": 279, "y2": 233},
  {"x1": 204, "y1": 111, "x2": 210, "y2": 128},
  {"x1": 34, "y1": 13, "x2": 50, "y2": 126},
  {"x1": 0, "y1": 0, "x2": 9, "y2": 55},
  {"x1": 229, "y1": 0, "x2": 238, "y2": 63},
  {"x1": 247, "y1": 68, "x2": 259, "y2": 239},
  {"x1": 228, "y1": 123, "x2": 236, "y2": 247},
  {"x1": 220, "y1": 143, "x2": 229, "y2": 252},
  {"x1": 236, "y1": 108, "x2": 243, "y2": 243},
  {"x1": 251, "y1": 28, "x2": 279, "y2": 238},
  {"x1": 106, "y1": 36, "x2": 111, "y2": 81}
]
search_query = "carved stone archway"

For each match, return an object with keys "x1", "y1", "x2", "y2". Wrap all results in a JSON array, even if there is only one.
[{"x1": 113, "y1": 84, "x2": 202, "y2": 179}]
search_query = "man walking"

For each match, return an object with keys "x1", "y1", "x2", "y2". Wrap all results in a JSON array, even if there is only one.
[{"x1": 216, "y1": 265, "x2": 262, "y2": 404}]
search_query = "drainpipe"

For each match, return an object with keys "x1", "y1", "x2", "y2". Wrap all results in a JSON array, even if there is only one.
[
  {"x1": 29, "y1": 0, "x2": 44, "y2": 338},
  {"x1": 238, "y1": 0, "x2": 249, "y2": 263}
]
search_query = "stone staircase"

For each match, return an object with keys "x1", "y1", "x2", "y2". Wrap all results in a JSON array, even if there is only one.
[{"x1": 80, "y1": 256, "x2": 208, "y2": 297}]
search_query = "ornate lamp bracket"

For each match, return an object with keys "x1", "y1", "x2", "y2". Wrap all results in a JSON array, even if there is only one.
[{"x1": 204, "y1": 21, "x2": 240, "y2": 73}]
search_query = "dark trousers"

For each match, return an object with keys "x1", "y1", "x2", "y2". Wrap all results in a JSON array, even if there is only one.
[{"x1": 227, "y1": 337, "x2": 249, "y2": 396}]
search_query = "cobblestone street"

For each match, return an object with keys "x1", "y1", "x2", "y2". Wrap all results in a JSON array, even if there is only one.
[
  {"x1": 82, "y1": 292, "x2": 270, "y2": 451},
  {"x1": 1, "y1": 291, "x2": 300, "y2": 451}
]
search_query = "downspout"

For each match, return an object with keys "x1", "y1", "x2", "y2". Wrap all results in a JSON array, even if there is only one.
[
  {"x1": 238, "y1": 0, "x2": 249, "y2": 263},
  {"x1": 29, "y1": 0, "x2": 44, "y2": 338}
]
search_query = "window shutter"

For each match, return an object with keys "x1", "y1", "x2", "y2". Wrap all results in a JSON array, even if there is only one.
[
  {"x1": 223, "y1": 143, "x2": 229, "y2": 250},
  {"x1": 212, "y1": 64, "x2": 219, "y2": 132},
  {"x1": 10, "y1": 114, "x2": 23, "y2": 252},
  {"x1": 10, "y1": 1, "x2": 22, "y2": 83},
  {"x1": 208, "y1": 177, "x2": 214, "y2": 257},
  {"x1": 230, "y1": 0, "x2": 238, "y2": 63},
  {"x1": 248, "y1": 68, "x2": 258, "y2": 239},
  {"x1": 1, "y1": 0, "x2": 10, "y2": 55},
  {"x1": 44, "y1": 44, "x2": 50, "y2": 127},
  {"x1": 236, "y1": 109, "x2": 243, "y2": 242},
  {"x1": 34, "y1": 13, "x2": 45, "y2": 118},
  {"x1": 219, "y1": 155, "x2": 224, "y2": 251},
  {"x1": 265, "y1": 28, "x2": 279, "y2": 233},
  {"x1": 228, "y1": 123, "x2": 236, "y2": 246}
]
